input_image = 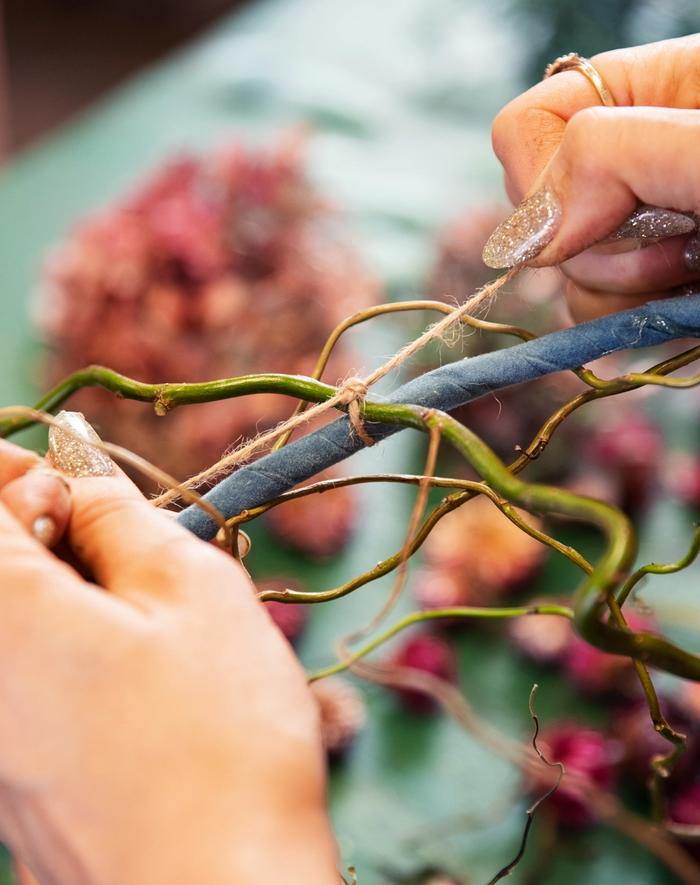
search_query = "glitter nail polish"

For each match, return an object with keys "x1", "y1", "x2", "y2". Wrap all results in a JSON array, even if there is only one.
[
  {"x1": 47, "y1": 411, "x2": 114, "y2": 478},
  {"x1": 683, "y1": 236, "x2": 700, "y2": 271},
  {"x1": 482, "y1": 188, "x2": 561, "y2": 269},
  {"x1": 32, "y1": 515, "x2": 57, "y2": 547},
  {"x1": 613, "y1": 206, "x2": 696, "y2": 240}
]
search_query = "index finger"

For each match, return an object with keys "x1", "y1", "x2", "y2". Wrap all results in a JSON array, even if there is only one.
[{"x1": 492, "y1": 35, "x2": 700, "y2": 199}]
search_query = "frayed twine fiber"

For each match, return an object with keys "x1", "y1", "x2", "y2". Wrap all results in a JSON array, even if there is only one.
[{"x1": 152, "y1": 268, "x2": 517, "y2": 507}]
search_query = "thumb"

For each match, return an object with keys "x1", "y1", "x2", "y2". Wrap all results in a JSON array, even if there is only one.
[
  {"x1": 48, "y1": 411, "x2": 235, "y2": 604},
  {"x1": 482, "y1": 106, "x2": 700, "y2": 273}
]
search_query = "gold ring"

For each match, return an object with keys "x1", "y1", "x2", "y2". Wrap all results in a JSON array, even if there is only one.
[{"x1": 543, "y1": 52, "x2": 616, "y2": 107}]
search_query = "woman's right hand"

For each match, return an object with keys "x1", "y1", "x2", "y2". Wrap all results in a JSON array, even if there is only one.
[{"x1": 482, "y1": 35, "x2": 700, "y2": 321}]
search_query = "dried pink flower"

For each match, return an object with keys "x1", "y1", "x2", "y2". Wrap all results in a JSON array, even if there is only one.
[
  {"x1": 387, "y1": 632, "x2": 457, "y2": 714},
  {"x1": 532, "y1": 723, "x2": 620, "y2": 827}
]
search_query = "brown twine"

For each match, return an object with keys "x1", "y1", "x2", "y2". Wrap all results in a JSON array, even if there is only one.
[
  {"x1": 337, "y1": 376, "x2": 374, "y2": 447},
  {"x1": 152, "y1": 268, "x2": 518, "y2": 508}
]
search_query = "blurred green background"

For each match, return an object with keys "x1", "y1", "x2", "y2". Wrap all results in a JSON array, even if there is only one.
[{"x1": 1, "y1": 1, "x2": 700, "y2": 882}]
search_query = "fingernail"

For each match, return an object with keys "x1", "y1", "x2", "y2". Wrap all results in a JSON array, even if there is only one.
[
  {"x1": 47, "y1": 411, "x2": 114, "y2": 478},
  {"x1": 613, "y1": 206, "x2": 696, "y2": 240},
  {"x1": 683, "y1": 236, "x2": 700, "y2": 270},
  {"x1": 32, "y1": 515, "x2": 57, "y2": 547},
  {"x1": 482, "y1": 188, "x2": 561, "y2": 269}
]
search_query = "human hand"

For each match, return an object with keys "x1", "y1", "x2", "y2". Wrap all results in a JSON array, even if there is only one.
[
  {"x1": 482, "y1": 35, "x2": 700, "y2": 321},
  {"x1": 0, "y1": 415, "x2": 338, "y2": 885}
]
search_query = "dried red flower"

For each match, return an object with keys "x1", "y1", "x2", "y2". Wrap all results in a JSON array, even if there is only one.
[
  {"x1": 589, "y1": 414, "x2": 663, "y2": 515},
  {"x1": 387, "y1": 632, "x2": 457, "y2": 714},
  {"x1": 533, "y1": 723, "x2": 620, "y2": 827},
  {"x1": 612, "y1": 697, "x2": 695, "y2": 783}
]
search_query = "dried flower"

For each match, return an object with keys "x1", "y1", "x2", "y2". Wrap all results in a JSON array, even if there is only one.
[
  {"x1": 612, "y1": 697, "x2": 695, "y2": 783},
  {"x1": 589, "y1": 414, "x2": 663, "y2": 515},
  {"x1": 387, "y1": 632, "x2": 457, "y2": 714},
  {"x1": 669, "y1": 780, "x2": 700, "y2": 826},
  {"x1": 666, "y1": 453, "x2": 700, "y2": 510},
  {"x1": 310, "y1": 677, "x2": 366, "y2": 759},
  {"x1": 421, "y1": 496, "x2": 547, "y2": 599},
  {"x1": 413, "y1": 566, "x2": 486, "y2": 617},
  {"x1": 39, "y1": 135, "x2": 377, "y2": 494},
  {"x1": 533, "y1": 723, "x2": 620, "y2": 827}
]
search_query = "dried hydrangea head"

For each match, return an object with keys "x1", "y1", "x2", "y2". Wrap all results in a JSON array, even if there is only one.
[{"x1": 39, "y1": 136, "x2": 377, "y2": 488}]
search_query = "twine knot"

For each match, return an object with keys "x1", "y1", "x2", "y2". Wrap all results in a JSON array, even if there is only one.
[{"x1": 339, "y1": 377, "x2": 375, "y2": 447}]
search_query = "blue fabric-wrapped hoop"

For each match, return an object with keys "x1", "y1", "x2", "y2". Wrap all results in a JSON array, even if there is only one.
[{"x1": 177, "y1": 293, "x2": 700, "y2": 539}]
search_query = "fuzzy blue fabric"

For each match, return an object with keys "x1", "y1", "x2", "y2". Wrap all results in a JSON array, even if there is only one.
[{"x1": 177, "y1": 293, "x2": 700, "y2": 539}]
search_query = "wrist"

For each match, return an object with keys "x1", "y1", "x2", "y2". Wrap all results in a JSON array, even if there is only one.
[{"x1": 109, "y1": 796, "x2": 339, "y2": 885}]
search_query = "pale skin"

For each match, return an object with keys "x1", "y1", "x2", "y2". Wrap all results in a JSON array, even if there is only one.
[
  {"x1": 2, "y1": 33, "x2": 700, "y2": 885},
  {"x1": 0, "y1": 439, "x2": 339, "y2": 884},
  {"x1": 490, "y1": 34, "x2": 700, "y2": 320}
]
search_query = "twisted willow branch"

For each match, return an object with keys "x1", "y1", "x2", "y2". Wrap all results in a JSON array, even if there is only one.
[{"x1": 256, "y1": 476, "x2": 591, "y2": 605}]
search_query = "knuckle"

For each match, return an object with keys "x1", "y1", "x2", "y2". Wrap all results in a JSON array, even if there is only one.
[
  {"x1": 559, "y1": 107, "x2": 609, "y2": 176},
  {"x1": 566, "y1": 105, "x2": 607, "y2": 140}
]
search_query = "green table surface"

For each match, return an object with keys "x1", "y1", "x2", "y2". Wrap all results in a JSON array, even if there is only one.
[{"x1": 0, "y1": 2, "x2": 698, "y2": 882}]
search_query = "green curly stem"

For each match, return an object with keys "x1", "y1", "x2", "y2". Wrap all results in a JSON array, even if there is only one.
[
  {"x1": 0, "y1": 366, "x2": 345, "y2": 437},
  {"x1": 257, "y1": 477, "x2": 591, "y2": 605},
  {"x1": 307, "y1": 603, "x2": 574, "y2": 682},
  {"x1": 618, "y1": 526, "x2": 700, "y2": 607},
  {"x1": 382, "y1": 405, "x2": 700, "y2": 682}
]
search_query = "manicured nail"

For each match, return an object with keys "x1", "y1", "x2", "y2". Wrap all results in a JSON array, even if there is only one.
[
  {"x1": 613, "y1": 206, "x2": 696, "y2": 240},
  {"x1": 683, "y1": 236, "x2": 700, "y2": 271},
  {"x1": 482, "y1": 188, "x2": 561, "y2": 269},
  {"x1": 47, "y1": 411, "x2": 114, "y2": 478},
  {"x1": 32, "y1": 515, "x2": 57, "y2": 547}
]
